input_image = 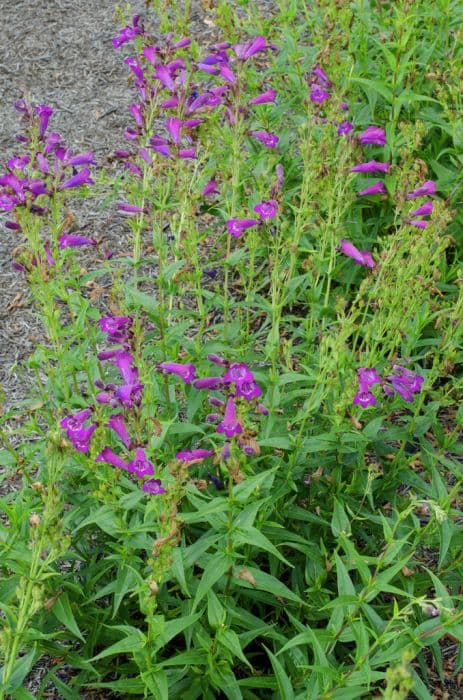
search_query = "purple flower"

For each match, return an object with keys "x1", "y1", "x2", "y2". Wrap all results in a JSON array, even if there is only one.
[
  {"x1": 234, "y1": 36, "x2": 273, "y2": 60},
  {"x1": 407, "y1": 220, "x2": 428, "y2": 229},
  {"x1": 357, "y1": 368, "x2": 381, "y2": 387},
  {"x1": 226, "y1": 218, "x2": 260, "y2": 238},
  {"x1": 118, "y1": 202, "x2": 145, "y2": 215},
  {"x1": 166, "y1": 117, "x2": 182, "y2": 145},
  {"x1": 220, "y1": 442, "x2": 231, "y2": 460},
  {"x1": 235, "y1": 381, "x2": 262, "y2": 401},
  {"x1": 178, "y1": 148, "x2": 197, "y2": 160},
  {"x1": 130, "y1": 103, "x2": 143, "y2": 127},
  {"x1": 384, "y1": 365, "x2": 424, "y2": 402},
  {"x1": 107, "y1": 414, "x2": 132, "y2": 449},
  {"x1": 60, "y1": 408, "x2": 93, "y2": 433},
  {"x1": 128, "y1": 448, "x2": 155, "y2": 478},
  {"x1": 35, "y1": 104, "x2": 53, "y2": 139},
  {"x1": 176, "y1": 449, "x2": 215, "y2": 462},
  {"x1": 251, "y1": 130, "x2": 279, "y2": 148},
  {"x1": 99, "y1": 316, "x2": 132, "y2": 343},
  {"x1": 353, "y1": 390, "x2": 377, "y2": 407},
  {"x1": 338, "y1": 240, "x2": 376, "y2": 268},
  {"x1": 223, "y1": 363, "x2": 253, "y2": 384},
  {"x1": 410, "y1": 200, "x2": 433, "y2": 217},
  {"x1": 254, "y1": 199, "x2": 278, "y2": 219},
  {"x1": 112, "y1": 16, "x2": 143, "y2": 48},
  {"x1": 359, "y1": 126, "x2": 386, "y2": 145},
  {"x1": 150, "y1": 135, "x2": 172, "y2": 158},
  {"x1": 142, "y1": 479, "x2": 165, "y2": 495},
  {"x1": 158, "y1": 362, "x2": 197, "y2": 384},
  {"x1": 207, "y1": 354, "x2": 227, "y2": 366},
  {"x1": 249, "y1": 89, "x2": 277, "y2": 105},
  {"x1": 270, "y1": 164, "x2": 284, "y2": 196},
  {"x1": 58, "y1": 168, "x2": 94, "y2": 190},
  {"x1": 202, "y1": 180, "x2": 219, "y2": 196},
  {"x1": 66, "y1": 422, "x2": 97, "y2": 452},
  {"x1": 155, "y1": 64, "x2": 176, "y2": 91},
  {"x1": 66, "y1": 152, "x2": 96, "y2": 166},
  {"x1": 58, "y1": 234, "x2": 97, "y2": 249},
  {"x1": 337, "y1": 120, "x2": 354, "y2": 136},
  {"x1": 310, "y1": 85, "x2": 330, "y2": 104},
  {"x1": 351, "y1": 160, "x2": 390, "y2": 173},
  {"x1": 7, "y1": 155, "x2": 30, "y2": 170},
  {"x1": 357, "y1": 181, "x2": 387, "y2": 197},
  {"x1": 217, "y1": 396, "x2": 243, "y2": 438},
  {"x1": 96, "y1": 447, "x2": 130, "y2": 471},
  {"x1": 406, "y1": 181, "x2": 436, "y2": 200},
  {"x1": 220, "y1": 63, "x2": 236, "y2": 83},
  {"x1": 257, "y1": 403, "x2": 269, "y2": 415},
  {"x1": 193, "y1": 376, "x2": 224, "y2": 390}
]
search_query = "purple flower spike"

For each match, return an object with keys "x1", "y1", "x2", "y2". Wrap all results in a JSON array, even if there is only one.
[
  {"x1": 353, "y1": 390, "x2": 377, "y2": 407},
  {"x1": 359, "y1": 126, "x2": 386, "y2": 145},
  {"x1": 59, "y1": 168, "x2": 94, "y2": 190},
  {"x1": 357, "y1": 181, "x2": 387, "y2": 197},
  {"x1": 226, "y1": 218, "x2": 260, "y2": 238},
  {"x1": 251, "y1": 130, "x2": 279, "y2": 148},
  {"x1": 158, "y1": 362, "x2": 197, "y2": 384},
  {"x1": 96, "y1": 447, "x2": 130, "y2": 471},
  {"x1": 202, "y1": 180, "x2": 219, "y2": 196},
  {"x1": 337, "y1": 120, "x2": 354, "y2": 136},
  {"x1": 310, "y1": 85, "x2": 330, "y2": 104},
  {"x1": 410, "y1": 200, "x2": 433, "y2": 217},
  {"x1": 254, "y1": 199, "x2": 278, "y2": 220},
  {"x1": 35, "y1": 104, "x2": 53, "y2": 139},
  {"x1": 142, "y1": 479, "x2": 165, "y2": 495},
  {"x1": 406, "y1": 181, "x2": 436, "y2": 200},
  {"x1": 249, "y1": 89, "x2": 277, "y2": 105},
  {"x1": 338, "y1": 240, "x2": 376, "y2": 268},
  {"x1": 350, "y1": 160, "x2": 390, "y2": 173},
  {"x1": 217, "y1": 396, "x2": 242, "y2": 438},
  {"x1": 176, "y1": 449, "x2": 215, "y2": 462},
  {"x1": 107, "y1": 414, "x2": 132, "y2": 449},
  {"x1": 58, "y1": 234, "x2": 97, "y2": 249},
  {"x1": 128, "y1": 448, "x2": 155, "y2": 478}
]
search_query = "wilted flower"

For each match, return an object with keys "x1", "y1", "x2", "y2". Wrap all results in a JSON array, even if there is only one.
[{"x1": 359, "y1": 126, "x2": 386, "y2": 145}]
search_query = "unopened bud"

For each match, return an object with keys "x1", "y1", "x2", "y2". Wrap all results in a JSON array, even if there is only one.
[
  {"x1": 29, "y1": 513, "x2": 41, "y2": 527},
  {"x1": 148, "y1": 580, "x2": 159, "y2": 596}
]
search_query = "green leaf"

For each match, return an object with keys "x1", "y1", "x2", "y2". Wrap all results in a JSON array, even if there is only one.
[
  {"x1": 264, "y1": 646, "x2": 295, "y2": 700},
  {"x1": 86, "y1": 678, "x2": 145, "y2": 694},
  {"x1": 351, "y1": 77, "x2": 393, "y2": 103},
  {"x1": 90, "y1": 632, "x2": 145, "y2": 661},
  {"x1": 52, "y1": 592, "x2": 85, "y2": 642},
  {"x1": 1, "y1": 649, "x2": 37, "y2": 693},
  {"x1": 233, "y1": 566, "x2": 305, "y2": 605},
  {"x1": 218, "y1": 628, "x2": 253, "y2": 669},
  {"x1": 192, "y1": 553, "x2": 232, "y2": 611},
  {"x1": 235, "y1": 526, "x2": 293, "y2": 566},
  {"x1": 331, "y1": 500, "x2": 351, "y2": 537}
]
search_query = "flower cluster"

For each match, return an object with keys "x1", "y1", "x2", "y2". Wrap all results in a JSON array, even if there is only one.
[
  {"x1": 158, "y1": 355, "x2": 267, "y2": 461},
  {"x1": 405, "y1": 180, "x2": 436, "y2": 229},
  {"x1": 60, "y1": 315, "x2": 164, "y2": 496},
  {"x1": 353, "y1": 126, "x2": 388, "y2": 198},
  {"x1": 308, "y1": 64, "x2": 353, "y2": 136},
  {"x1": 353, "y1": 364, "x2": 424, "y2": 407}
]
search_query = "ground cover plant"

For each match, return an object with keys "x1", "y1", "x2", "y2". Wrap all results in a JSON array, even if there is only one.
[{"x1": 1, "y1": 0, "x2": 463, "y2": 697}]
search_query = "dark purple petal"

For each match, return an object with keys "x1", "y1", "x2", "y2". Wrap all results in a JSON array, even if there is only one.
[
  {"x1": 58, "y1": 234, "x2": 97, "y2": 249},
  {"x1": 158, "y1": 362, "x2": 197, "y2": 384},
  {"x1": 142, "y1": 479, "x2": 165, "y2": 495},
  {"x1": 96, "y1": 447, "x2": 130, "y2": 471},
  {"x1": 59, "y1": 168, "x2": 94, "y2": 190},
  {"x1": 128, "y1": 447, "x2": 154, "y2": 478},
  {"x1": 359, "y1": 126, "x2": 386, "y2": 145},
  {"x1": 107, "y1": 414, "x2": 132, "y2": 449},
  {"x1": 217, "y1": 396, "x2": 242, "y2": 438}
]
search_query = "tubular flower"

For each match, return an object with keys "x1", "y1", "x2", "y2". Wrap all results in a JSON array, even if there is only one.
[
  {"x1": 406, "y1": 181, "x2": 436, "y2": 200},
  {"x1": 142, "y1": 479, "x2": 165, "y2": 495},
  {"x1": 254, "y1": 200, "x2": 278, "y2": 219},
  {"x1": 128, "y1": 448, "x2": 155, "y2": 478},
  {"x1": 250, "y1": 130, "x2": 279, "y2": 148},
  {"x1": 358, "y1": 126, "x2": 386, "y2": 145},
  {"x1": 217, "y1": 396, "x2": 243, "y2": 438},
  {"x1": 410, "y1": 200, "x2": 433, "y2": 217},
  {"x1": 176, "y1": 449, "x2": 215, "y2": 462},
  {"x1": 337, "y1": 240, "x2": 375, "y2": 268},
  {"x1": 357, "y1": 181, "x2": 387, "y2": 197},
  {"x1": 350, "y1": 160, "x2": 390, "y2": 173},
  {"x1": 158, "y1": 362, "x2": 197, "y2": 384},
  {"x1": 107, "y1": 414, "x2": 132, "y2": 449},
  {"x1": 226, "y1": 218, "x2": 260, "y2": 237}
]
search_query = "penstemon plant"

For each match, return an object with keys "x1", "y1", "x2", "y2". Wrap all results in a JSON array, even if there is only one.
[{"x1": 1, "y1": 1, "x2": 463, "y2": 698}]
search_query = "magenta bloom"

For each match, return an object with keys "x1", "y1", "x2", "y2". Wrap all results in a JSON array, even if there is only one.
[
  {"x1": 142, "y1": 479, "x2": 165, "y2": 495},
  {"x1": 310, "y1": 85, "x2": 329, "y2": 104},
  {"x1": 118, "y1": 202, "x2": 145, "y2": 215},
  {"x1": 96, "y1": 447, "x2": 130, "y2": 471},
  {"x1": 410, "y1": 200, "x2": 433, "y2": 217},
  {"x1": 406, "y1": 181, "x2": 436, "y2": 199},
  {"x1": 128, "y1": 448, "x2": 155, "y2": 478},
  {"x1": 249, "y1": 89, "x2": 277, "y2": 105},
  {"x1": 383, "y1": 365, "x2": 424, "y2": 403},
  {"x1": 337, "y1": 120, "x2": 354, "y2": 136},
  {"x1": 176, "y1": 449, "x2": 215, "y2": 462},
  {"x1": 251, "y1": 131, "x2": 279, "y2": 148},
  {"x1": 60, "y1": 408, "x2": 93, "y2": 433},
  {"x1": 35, "y1": 104, "x2": 53, "y2": 139},
  {"x1": 217, "y1": 396, "x2": 242, "y2": 438},
  {"x1": 99, "y1": 316, "x2": 132, "y2": 343},
  {"x1": 179, "y1": 148, "x2": 197, "y2": 160},
  {"x1": 338, "y1": 240, "x2": 376, "y2": 268},
  {"x1": 202, "y1": 180, "x2": 219, "y2": 196},
  {"x1": 155, "y1": 64, "x2": 176, "y2": 91},
  {"x1": 223, "y1": 363, "x2": 253, "y2": 384},
  {"x1": 158, "y1": 362, "x2": 197, "y2": 384},
  {"x1": 357, "y1": 368, "x2": 381, "y2": 387},
  {"x1": 234, "y1": 36, "x2": 273, "y2": 60},
  {"x1": 312, "y1": 64, "x2": 331, "y2": 87},
  {"x1": 351, "y1": 160, "x2": 390, "y2": 173},
  {"x1": 66, "y1": 152, "x2": 96, "y2": 166},
  {"x1": 107, "y1": 414, "x2": 132, "y2": 449},
  {"x1": 226, "y1": 218, "x2": 260, "y2": 238},
  {"x1": 58, "y1": 234, "x2": 97, "y2": 249},
  {"x1": 112, "y1": 15, "x2": 143, "y2": 48},
  {"x1": 193, "y1": 376, "x2": 225, "y2": 390},
  {"x1": 359, "y1": 126, "x2": 386, "y2": 145},
  {"x1": 357, "y1": 181, "x2": 387, "y2": 197},
  {"x1": 235, "y1": 381, "x2": 262, "y2": 401},
  {"x1": 59, "y1": 168, "x2": 94, "y2": 190},
  {"x1": 166, "y1": 117, "x2": 182, "y2": 145},
  {"x1": 254, "y1": 200, "x2": 278, "y2": 219},
  {"x1": 353, "y1": 390, "x2": 377, "y2": 407},
  {"x1": 407, "y1": 219, "x2": 427, "y2": 229}
]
